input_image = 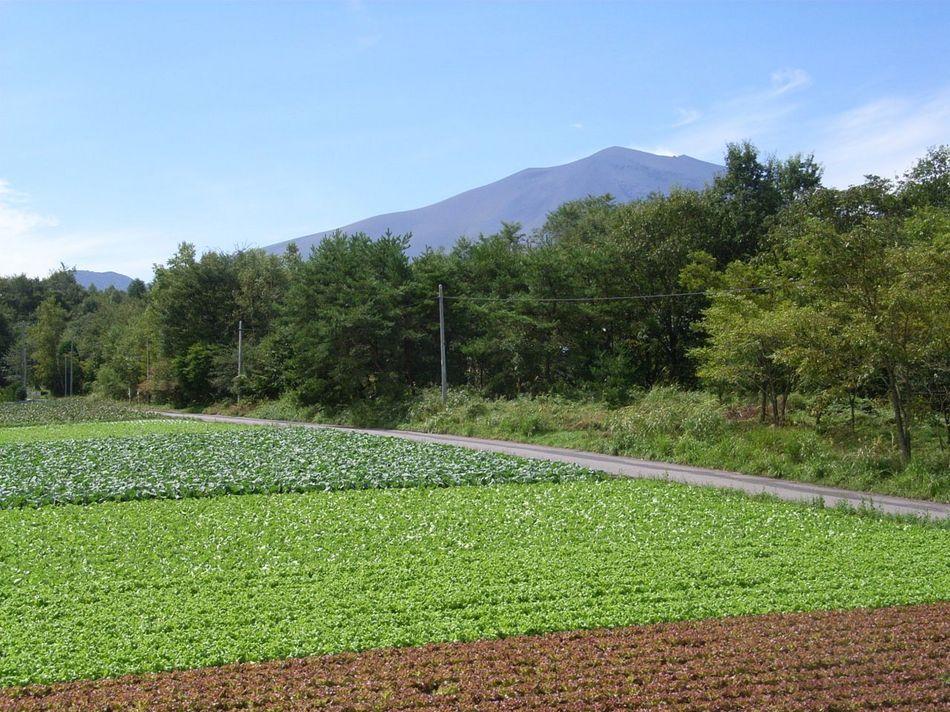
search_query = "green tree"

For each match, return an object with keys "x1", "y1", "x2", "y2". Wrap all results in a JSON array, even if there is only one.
[
  {"x1": 28, "y1": 297, "x2": 68, "y2": 395},
  {"x1": 285, "y1": 232, "x2": 413, "y2": 407},
  {"x1": 899, "y1": 145, "x2": 950, "y2": 209},
  {"x1": 691, "y1": 262, "x2": 800, "y2": 424},
  {"x1": 0, "y1": 304, "x2": 13, "y2": 386},
  {"x1": 710, "y1": 141, "x2": 822, "y2": 262},
  {"x1": 607, "y1": 189, "x2": 719, "y2": 386},
  {"x1": 780, "y1": 204, "x2": 950, "y2": 464}
]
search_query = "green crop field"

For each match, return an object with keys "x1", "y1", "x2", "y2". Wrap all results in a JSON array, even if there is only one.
[
  {"x1": 0, "y1": 418, "x2": 236, "y2": 445},
  {"x1": 0, "y1": 422, "x2": 593, "y2": 508},
  {"x1": 0, "y1": 401, "x2": 947, "y2": 690},
  {"x1": 2, "y1": 478, "x2": 948, "y2": 686},
  {"x1": 0, "y1": 399, "x2": 160, "y2": 428}
]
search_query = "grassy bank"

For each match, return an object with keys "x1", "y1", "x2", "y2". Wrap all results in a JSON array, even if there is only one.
[{"x1": 228, "y1": 387, "x2": 950, "y2": 503}]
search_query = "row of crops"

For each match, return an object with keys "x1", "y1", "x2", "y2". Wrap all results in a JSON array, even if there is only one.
[
  {"x1": 1, "y1": 399, "x2": 948, "y2": 697},
  {"x1": 0, "y1": 420, "x2": 593, "y2": 507},
  {"x1": 8, "y1": 603, "x2": 944, "y2": 711}
]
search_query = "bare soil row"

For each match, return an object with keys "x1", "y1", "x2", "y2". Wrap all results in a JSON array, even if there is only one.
[{"x1": 3, "y1": 603, "x2": 947, "y2": 711}]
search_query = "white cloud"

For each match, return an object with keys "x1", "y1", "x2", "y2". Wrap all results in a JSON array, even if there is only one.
[
  {"x1": 634, "y1": 69, "x2": 812, "y2": 162},
  {"x1": 630, "y1": 144, "x2": 678, "y2": 157},
  {"x1": 769, "y1": 68, "x2": 811, "y2": 96},
  {"x1": 0, "y1": 180, "x2": 58, "y2": 242},
  {"x1": 672, "y1": 108, "x2": 701, "y2": 128},
  {"x1": 571, "y1": 122, "x2": 584, "y2": 130},
  {"x1": 0, "y1": 180, "x2": 163, "y2": 279},
  {"x1": 635, "y1": 67, "x2": 948, "y2": 189},
  {"x1": 815, "y1": 88, "x2": 950, "y2": 187}
]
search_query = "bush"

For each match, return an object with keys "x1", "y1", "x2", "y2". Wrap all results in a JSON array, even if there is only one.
[
  {"x1": 91, "y1": 365, "x2": 130, "y2": 401},
  {"x1": 248, "y1": 393, "x2": 316, "y2": 423},
  {"x1": 0, "y1": 384, "x2": 27, "y2": 403},
  {"x1": 608, "y1": 386, "x2": 725, "y2": 453}
]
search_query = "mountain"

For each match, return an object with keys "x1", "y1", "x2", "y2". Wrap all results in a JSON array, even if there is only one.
[
  {"x1": 74, "y1": 270, "x2": 134, "y2": 291},
  {"x1": 264, "y1": 147, "x2": 723, "y2": 256}
]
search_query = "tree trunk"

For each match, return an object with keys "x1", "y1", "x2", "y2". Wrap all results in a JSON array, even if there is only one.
[
  {"x1": 941, "y1": 407, "x2": 949, "y2": 450},
  {"x1": 886, "y1": 369, "x2": 912, "y2": 466},
  {"x1": 760, "y1": 389, "x2": 767, "y2": 423}
]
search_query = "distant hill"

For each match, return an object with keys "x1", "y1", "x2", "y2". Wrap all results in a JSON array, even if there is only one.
[
  {"x1": 74, "y1": 270, "x2": 134, "y2": 291},
  {"x1": 264, "y1": 147, "x2": 723, "y2": 256}
]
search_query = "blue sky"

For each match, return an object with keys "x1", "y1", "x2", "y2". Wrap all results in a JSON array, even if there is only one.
[{"x1": 2, "y1": 0, "x2": 948, "y2": 280}]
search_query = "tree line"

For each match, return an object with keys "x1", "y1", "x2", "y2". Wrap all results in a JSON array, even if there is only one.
[{"x1": 1, "y1": 143, "x2": 947, "y2": 465}]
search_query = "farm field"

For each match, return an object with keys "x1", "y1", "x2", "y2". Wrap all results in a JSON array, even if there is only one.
[
  {"x1": 0, "y1": 400, "x2": 947, "y2": 708},
  {"x1": 4, "y1": 602, "x2": 947, "y2": 711},
  {"x1": 0, "y1": 400, "x2": 159, "y2": 428},
  {"x1": 0, "y1": 418, "x2": 592, "y2": 507},
  {"x1": 0, "y1": 418, "x2": 236, "y2": 445},
  {"x1": 2, "y1": 478, "x2": 948, "y2": 686}
]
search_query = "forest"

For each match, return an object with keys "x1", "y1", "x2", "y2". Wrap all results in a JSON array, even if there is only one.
[{"x1": 1, "y1": 142, "x2": 948, "y2": 473}]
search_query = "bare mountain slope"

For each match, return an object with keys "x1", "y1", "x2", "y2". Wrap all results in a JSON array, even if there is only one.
[{"x1": 265, "y1": 147, "x2": 722, "y2": 256}]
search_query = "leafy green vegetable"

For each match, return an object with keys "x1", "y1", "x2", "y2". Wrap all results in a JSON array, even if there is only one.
[
  {"x1": 0, "y1": 419, "x2": 235, "y2": 445},
  {"x1": 1, "y1": 479, "x2": 947, "y2": 686},
  {"x1": 0, "y1": 426, "x2": 595, "y2": 507},
  {"x1": 0, "y1": 399, "x2": 158, "y2": 428}
]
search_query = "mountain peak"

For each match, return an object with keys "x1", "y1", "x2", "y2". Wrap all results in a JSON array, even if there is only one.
[{"x1": 264, "y1": 147, "x2": 722, "y2": 256}]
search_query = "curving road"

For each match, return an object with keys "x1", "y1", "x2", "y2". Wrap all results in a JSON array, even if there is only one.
[{"x1": 158, "y1": 411, "x2": 950, "y2": 521}]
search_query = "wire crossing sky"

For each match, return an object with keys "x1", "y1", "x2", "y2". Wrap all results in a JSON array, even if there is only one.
[{"x1": 1, "y1": 0, "x2": 948, "y2": 280}]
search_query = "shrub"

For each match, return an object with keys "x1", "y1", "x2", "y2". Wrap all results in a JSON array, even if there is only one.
[
  {"x1": 0, "y1": 384, "x2": 24, "y2": 403},
  {"x1": 249, "y1": 393, "x2": 315, "y2": 423},
  {"x1": 608, "y1": 387, "x2": 725, "y2": 452}
]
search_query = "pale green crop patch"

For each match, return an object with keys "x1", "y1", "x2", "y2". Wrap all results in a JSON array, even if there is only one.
[
  {"x1": 0, "y1": 419, "x2": 235, "y2": 445},
  {"x1": 0, "y1": 426, "x2": 594, "y2": 507},
  {"x1": 1, "y1": 478, "x2": 947, "y2": 686},
  {"x1": 0, "y1": 399, "x2": 158, "y2": 428}
]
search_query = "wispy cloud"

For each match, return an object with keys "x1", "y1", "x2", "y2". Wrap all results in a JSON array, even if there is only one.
[
  {"x1": 634, "y1": 69, "x2": 812, "y2": 162},
  {"x1": 0, "y1": 180, "x2": 58, "y2": 242},
  {"x1": 815, "y1": 87, "x2": 950, "y2": 187},
  {"x1": 571, "y1": 122, "x2": 584, "y2": 130},
  {"x1": 0, "y1": 180, "x2": 162, "y2": 279},
  {"x1": 769, "y1": 68, "x2": 811, "y2": 96},
  {"x1": 634, "y1": 67, "x2": 948, "y2": 189},
  {"x1": 672, "y1": 108, "x2": 702, "y2": 128}
]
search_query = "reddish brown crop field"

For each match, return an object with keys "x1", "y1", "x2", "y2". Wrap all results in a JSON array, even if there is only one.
[{"x1": 3, "y1": 603, "x2": 947, "y2": 711}]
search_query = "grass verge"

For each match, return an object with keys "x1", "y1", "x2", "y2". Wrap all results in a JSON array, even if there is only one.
[{"x1": 400, "y1": 387, "x2": 950, "y2": 502}]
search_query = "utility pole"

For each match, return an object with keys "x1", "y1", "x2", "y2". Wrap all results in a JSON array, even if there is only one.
[
  {"x1": 237, "y1": 320, "x2": 243, "y2": 404},
  {"x1": 144, "y1": 338, "x2": 151, "y2": 404},
  {"x1": 20, "y1": 322, "x2": 27, "y2": 392},
  {"x1": 438, "y1": 284, "x2": 447, "y2": 407}
]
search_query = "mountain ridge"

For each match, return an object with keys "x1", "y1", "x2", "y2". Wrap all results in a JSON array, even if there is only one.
[
  {"x1": 264, "y1": 147, "x2": 722, "y2": 256},
  {"x1": 73, "y1": 270, "x2": 134, "y2": 291}
]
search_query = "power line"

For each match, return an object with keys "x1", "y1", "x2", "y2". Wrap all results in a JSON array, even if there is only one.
[{"x1": 441, "y1": 286, "x2": 770, "y2": 304}]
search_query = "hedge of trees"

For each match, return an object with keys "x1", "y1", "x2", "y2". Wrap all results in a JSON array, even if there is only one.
[{"x1": 1, "y1": 143, "x2": 947, "y2": 465}]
